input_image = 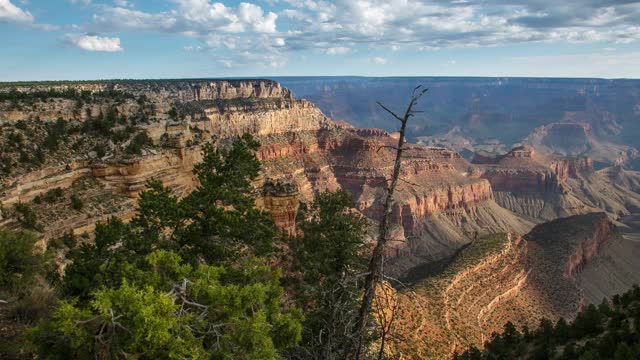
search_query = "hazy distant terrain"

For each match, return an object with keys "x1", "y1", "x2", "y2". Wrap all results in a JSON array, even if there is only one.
[{"x1": 276, "y1": 77, "x2": 640, "y2": 168}]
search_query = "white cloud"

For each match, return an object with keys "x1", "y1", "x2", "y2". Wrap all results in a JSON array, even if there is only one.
[
  {"x1": 0, "y1": 0, "x2": 34, "y2": 23},
  {"x1": 66, "y1": 34, "x2": 123, "y2": 52},
  {"x1": 281, "y1": 8, "x2": 308, "y2": 21},
  {"x1": 113, "y1": 0, "x2": 132, "y2": 7},
  {"x1": 63, "y1": 0, "x2": 640, "y2": 71},
  {"x1": 238, "y1": 3, "x2": 277, "y2": 33},
  {"x1": 372, "y1": 56, "x2": 387, "y2": 64},
  {"x1": 93, "y1": 7, "x2": 177, "y2": 31},
  {"x1": 325, "y1": 46, "x2": 350, "y2": 55}
]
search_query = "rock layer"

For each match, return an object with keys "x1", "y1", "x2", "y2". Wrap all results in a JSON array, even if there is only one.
[
  {"x1": 389, "y1": 212, "x2": 635, "y2": 359},
  {"x1": 1, "y1": 80, "x2": 532, "y2": 276}
]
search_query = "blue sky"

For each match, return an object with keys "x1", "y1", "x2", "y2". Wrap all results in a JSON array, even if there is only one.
[{"x1": 1, "y1": 0, "x2": 640, "y2": 81}]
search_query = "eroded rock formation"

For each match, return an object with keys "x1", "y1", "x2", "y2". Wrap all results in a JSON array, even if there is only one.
[
  {"x1": 388, "y1": 212, "x2": 639, "y2": 359},
  {"x1": 471, "y1": 145, "x2": 640, "y2": 221},
  {"x1": 0, "y1": 79, "x2": 533, "y2": 277}
]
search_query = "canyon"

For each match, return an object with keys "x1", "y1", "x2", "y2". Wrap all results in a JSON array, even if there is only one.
[
  {"x1": 0, "y1": 79, "x2": 532, "y2": 275},
  {"x1": 277, "y1": 77, "x2": 640, "y2": 169},
  {"x1": 2, "y1": 78, "x2": 640, "y2": 359},
  {"x1": 387, "y1": 212, "x2": 640, "y2": 359}
]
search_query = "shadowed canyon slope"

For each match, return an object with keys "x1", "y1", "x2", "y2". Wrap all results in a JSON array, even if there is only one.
[{"x1": 388, "y1": 213, "x2": 640, "y2": 359}]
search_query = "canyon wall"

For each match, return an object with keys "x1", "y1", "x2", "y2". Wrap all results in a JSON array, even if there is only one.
[
  {"x1": 0, "y1": 79, "x2": 536, "y2": 277},
  {"x1": 471, "y1": 146, "x2": 610, "y2": 221},
  {"x1": 388, "y1": 212, "x2": 627, "y2": 359},
  {"x1": 549, "y1": 156, "x2": 593, "y2": 181},
  {"x1": 0, "y1": 80, "x2": 328, "y2": 238},
  {"x1": 277, "y1": 77, "x2": 640, "y2": 169},
  {"x1": 563, "y1": 216, "x2": 612, "y2": 278}
]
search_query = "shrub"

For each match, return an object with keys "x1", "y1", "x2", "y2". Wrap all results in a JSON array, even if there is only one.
[
  {"x1": 19, "y1": 151, "x2": 29, "y2": 163},
  {"x1": 71, "y1": 139, "x2": 83, "y2": 151},
  {"x1": 167, "y1": 107, "x2": 178, "y2": 120},
  {"x1": 0, "y1": 155, "x2": 13, "y2": 174},
  {"x1": 32, "y1": 148, "x2": 45, "y2": 165},
  {"x1": 125, "y1": 131, "x2": 152, "y2": 155},
  {"x1": 13, "y1": 202, "x2": 41, "y2": 231},
  {"x1": 42, "y1": 118, "x2": 67, "y2": 151},
  {"x1": 8, "y1": 132, "x2": 23, "y2": 146},
  {"x1": 110, "y1": 129, "x2": 129, "y2": 143},
  {"x1": 9, "y1": 279, "x2": 57, "y2": 324},
  {"x1": 42, "y1": 188, "x2": 64, "y2": 203},
  {"x1": 14, "y1": 120, "x2": 27, "y2": 130},
  {"x1": 70, "y1": 194, "x2": 83, "y2": 210},
  {"x1": 0, "y1": 228, "x2": 42, "y2": 289},
  {"x1": 93, "y1": 143, "x2": 106, "y2": 158},
  {"x1": 61, "y1": 232, "x2": 77, "y2": 248}
]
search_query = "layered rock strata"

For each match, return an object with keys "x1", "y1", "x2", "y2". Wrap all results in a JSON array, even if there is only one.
[
  {"x1": 472, "y1": 146, "x2": 614, "y2": 221},
  {"x1": 388, "y1": 212, "x2": 636, "y2": 359},
  {"x1": 1, "y1": 79, "x2": 532, "y2": 277}
]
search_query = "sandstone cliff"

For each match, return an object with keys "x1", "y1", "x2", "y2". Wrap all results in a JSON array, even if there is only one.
[
  {"x1": 0, "y1": 79, "x2": 532, "y2": 277},
  {"x1": 472, "y1": 145, "x2": 640, "y2": 221}
]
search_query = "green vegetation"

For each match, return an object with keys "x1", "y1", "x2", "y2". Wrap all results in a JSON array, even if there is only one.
[
  {"x1": 41, "y1": 188, "x2": 64, "y2": 204},
  {"x1": 0, "y1": 229, "x2": 43, "y2": 290},
  {"x1": 70, "y1": 194, "x2": 83, "y2": 210},
  {"x1": 0, "y1": 229, "x2": 57, "y2": 358},
  {"x1": 0, "y1": 88, "x2": 135, "y2": 103},
  {"x1": 0, "y1": 86, "x2": 158, "y2": 176},
  {"x1": 43, "y1": 119, "x2": 67, "y2": 151},
  {"x1": 31, "y1": 252, "x2": 302, "y2": 359},
  {"x1": 290, "y1": 190, "x2": 368, "y2": 358},
  {"x1": 0, "y1": 132, "x2": 373, "y2": 359},
  {"x1": 124, "y1": 131, "x2": 153, "y2": 155},
  {"x1": 13, "y1": 202, "x2": 42, "y2": 231},
  {"x1": 17, "y1": 135, "x2": 305, "y2": 359},
  {"x1": 455, "y1": 286, "x2": 640, "y2": 360},
  {"x1": 418, "y1": 233, "x2": 508, "y2": 298},
  {"x1": 92, "y1": 143, "x2": 106, "y2": 158}
]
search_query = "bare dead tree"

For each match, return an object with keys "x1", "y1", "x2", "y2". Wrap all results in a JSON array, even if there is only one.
[
  {"x1": 352, "y1": 85, "x2": 429, "y2": 359},
  {"x1": 373, "y1": 282, "x2": 400, "y2": 360}
]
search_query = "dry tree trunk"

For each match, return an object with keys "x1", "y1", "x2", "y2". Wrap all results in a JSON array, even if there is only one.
[
  {"x1": 374, "y1": 282, "x2": 400, "y2": 360},
  {"x1": 351, "y1": 86, "x2": 429, "y2": 359}
]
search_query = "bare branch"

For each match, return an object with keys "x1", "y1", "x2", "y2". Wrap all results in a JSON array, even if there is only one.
[
  {"x1": 376, "y1": 101, "x2": 404, "y2": 122},
  {"x1": 353, "y1": 85, "x2": 429, "y2": 359},
  {"x1": 412, "y1": 85, "x2": 423, "y2": 98},
  {"x1": 382, "y1": 275, "x2": 413, "y2": 289},
  {"x1": 377, "y1": 145, "x2": 401, "y2": 153},
  {"x1": 398, "y1": 177, "x2": 420, "y2": 187}
]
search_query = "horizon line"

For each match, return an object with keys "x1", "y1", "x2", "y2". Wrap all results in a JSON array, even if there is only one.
[{"x1": 2, "y1": 75, "x2": 640, "y2": 84}]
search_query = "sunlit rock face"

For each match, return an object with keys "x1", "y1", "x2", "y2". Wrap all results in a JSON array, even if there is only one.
[{"x1": 0, "y1": 79, "x2": 531, "y2": 276}]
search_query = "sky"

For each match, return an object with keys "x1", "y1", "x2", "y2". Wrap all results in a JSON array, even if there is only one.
[{"x1": 1, "y1": 0, "x2": 640, "y2": 81}]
